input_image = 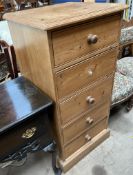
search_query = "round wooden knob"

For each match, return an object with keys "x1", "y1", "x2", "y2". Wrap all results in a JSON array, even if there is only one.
[
  {"x1": 87, "y1": 34, "x2": 98, "y2": 44},
  {"x1": 86, "y1": 96, "x2": 95, "y2": 104},
  {"x1": 88, "y1": 69, "x2": 93, "y2": 76},
  {"x1": 85, "y1": 134, "x2": 91, "y2": 141},
  {"x1": 86, "y1": 117, "x2": 94, "y2": 124}
]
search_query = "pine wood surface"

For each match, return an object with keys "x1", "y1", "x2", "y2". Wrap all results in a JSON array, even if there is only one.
[
  {"x1": 8, "y1": 22, "x2": 56, "y2": 100},
  {"x1": 59, "y1": 75, "x2": 114, "y2": 125},
  {"x1": 4, "y1": 2, "x2": 126, "y2": 171},
  {"x1": 59, "y1": 129, "x2": 110, "y2": 171},
  {"x1": 64, "y1": 118, "x2": 108, "y2": 158},
  {"x1": 52, "y1": 14, "x2": 121, "y2": 66},
  {"x1": 55, "y1": 48, "x2": 117, "y2": 99},
  {"x1": 4, "y1": 2, "x2": 127, "y2": 30},
  {"x1": 62, "y1": 100, "x2": 110, "y2": 145}
]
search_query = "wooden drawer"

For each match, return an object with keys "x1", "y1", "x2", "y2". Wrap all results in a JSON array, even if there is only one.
[
  {"x1": 0, "y1": 111, "x2": 51, "y2": 160},
  {"x1": 64, "y1": 118, "x2": 108, "y2": 158},
  {"x1": 63, "y1": 101, "x2": 110, "y2": 145},
  {"x1": 59, "y1": 76, "x2": 113, "y2": 125},
  {"x1": 52, "y1": 14, "x2": 121, "y2": 66},
  {"x1": 55, "y1": 48, "x2": 117, "y2": 98}
]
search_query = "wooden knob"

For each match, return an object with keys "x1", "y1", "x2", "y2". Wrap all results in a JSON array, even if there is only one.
[
  {"x1": 85, "y1": 134, "x2": 91, "y2": 141},
  {"x1": 86, "y1": 117, "x2": 94, "y2": 124},
  {"x1": 87, "y1": 34, "x2": 98, "y2": 44},
  {"x1": 88, "y1": 69, "x2": 93, "y2": 76},
  {"x1": 86, "y1": 96, "x2": 95, "y2": 104}
]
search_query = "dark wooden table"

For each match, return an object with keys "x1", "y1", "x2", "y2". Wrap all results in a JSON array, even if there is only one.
[{"x1": 0, "y1": 76, "x2": 61, "y2": 174}]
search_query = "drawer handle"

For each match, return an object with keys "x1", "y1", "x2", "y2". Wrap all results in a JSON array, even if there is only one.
[
  {"x1": 87, "y1": 34, "x2": 98, "y2": 44},
  {"x1": 85, "y1": 134, "x2": 91, "y2": 141},
  {"x1": 86, "y1": 96, "x2": 95, "y2": 104},
  {"x1": 88, "y1": 69, "x2": 93, "y2": 76},
  {"x1": 86, "y1": 117, "x2": 94, "y2": 124},
  {"x1": 22, "y1": 127, "x2": 37, "y2": 139}
]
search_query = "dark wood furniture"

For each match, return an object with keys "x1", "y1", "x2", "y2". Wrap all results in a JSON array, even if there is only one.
[
  {"x1": 0, "y1": 2, "x2": 4, "y2": 20},
  {"x1": 0, "y1": 76, "x2": 61, "y2": 174},
  {"x1": 119, "y1": 18, "x2": 133, "y2": 59},
  {"x1": 0, "y1": 2, "x2": 4, "y2": 12},
  {"x1": 2, "y1": 0, "x2": 15, "y2": 12},
  {"x1": 15, "y1": 0, "x2": 39, "y2": 10},
  {"x1": 0, "y1": 40, "x2": 18, "y2": 82},
  {"x1": 0, "y1": 0, "x2": 51, "y2": 20}
]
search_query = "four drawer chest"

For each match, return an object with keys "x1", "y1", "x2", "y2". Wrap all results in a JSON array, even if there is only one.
[{"x1": 4, "y1": 2, "x2": 127, "y2": 172}]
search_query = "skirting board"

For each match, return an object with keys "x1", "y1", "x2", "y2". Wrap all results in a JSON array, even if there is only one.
[{"x1": 58, "y1": 129, "x2": 110, "y2": 172}]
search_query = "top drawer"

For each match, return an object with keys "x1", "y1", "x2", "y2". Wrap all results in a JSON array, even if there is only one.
[{"x1": 52, "y1": 14, "x2": 121, "y2": 66}]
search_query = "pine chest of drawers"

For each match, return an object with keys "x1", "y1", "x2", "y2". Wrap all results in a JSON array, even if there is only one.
[{"x1": 4, "y1": 2, "x2": 127, "y2": 172}]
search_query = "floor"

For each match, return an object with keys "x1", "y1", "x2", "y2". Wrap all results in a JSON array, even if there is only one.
[{"x1": 1, "y1": 105, "x2": 133, "y2": 175}]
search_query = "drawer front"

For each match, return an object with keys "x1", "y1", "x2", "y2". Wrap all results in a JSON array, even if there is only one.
[
  {"x1": 64, "y1": 118, "x2": 107, "y2": 158},
  {"x1": 59, "y1": 76, "x2": 113, "y2": 125},
  {"x1": 0, "y1": 111, "x2": 51, "y2": 160},
  {"x1": 52, "y1": 14, "x2": 121, "y2": 66},
  {"x1": 55, "y1": 48, "x2": 117, "y2": 98},
  {"x1": 63, "y1": 101, "x2": 110, "y2": 144}
]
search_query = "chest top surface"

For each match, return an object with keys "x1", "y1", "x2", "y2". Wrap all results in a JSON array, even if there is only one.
[
  {"x1": 0, "y1": 77, "x2": 53, "y2": 134},
  {"x1": 4, "y1": 2, "x2": 127, "y2": 30}
]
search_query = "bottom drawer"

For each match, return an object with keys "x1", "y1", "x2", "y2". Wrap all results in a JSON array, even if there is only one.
[{"x1": 64, "y1": 118, "x2": 108, "y2": 158}]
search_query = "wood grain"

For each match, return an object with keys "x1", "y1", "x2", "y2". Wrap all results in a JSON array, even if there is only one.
[
  {"x1": 52, "y1": 14, "x2": 121, "y2": 66},
  {"x1": 8, "y1": 22, "x2": 56, "y2": 100},
  {"x1": 0, "y1": 77, "x2": 53, "y2": 161},
  {"x1": 5, "y1": 3, "x2": 125, "y2": 170},
  {"x1": 62, "y1": 100, "x2": 110, "y2": 145},
  {"x1": 59, "y1": 129, "x2": 110, "y2": 172},
  {"x1": 8, "y1": 22, "x2": 65, "y2": 156},
  {"x1": 59, "y1": 75, "x2": 114, "y2": 125},
  {"x1": 4, "y1": 2, "x2": 127, "y2": 30},
  {"x1": 64, "y1": 118, "x2": 108, "y2": 158},
  {"x1": 55, "y1": 48, "x2": 117, "y2": 98}
]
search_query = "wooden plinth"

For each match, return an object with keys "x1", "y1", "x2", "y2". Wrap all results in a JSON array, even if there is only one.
[{"x1": 58, "y1": 129, "x2": 110, "y2": 173}]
